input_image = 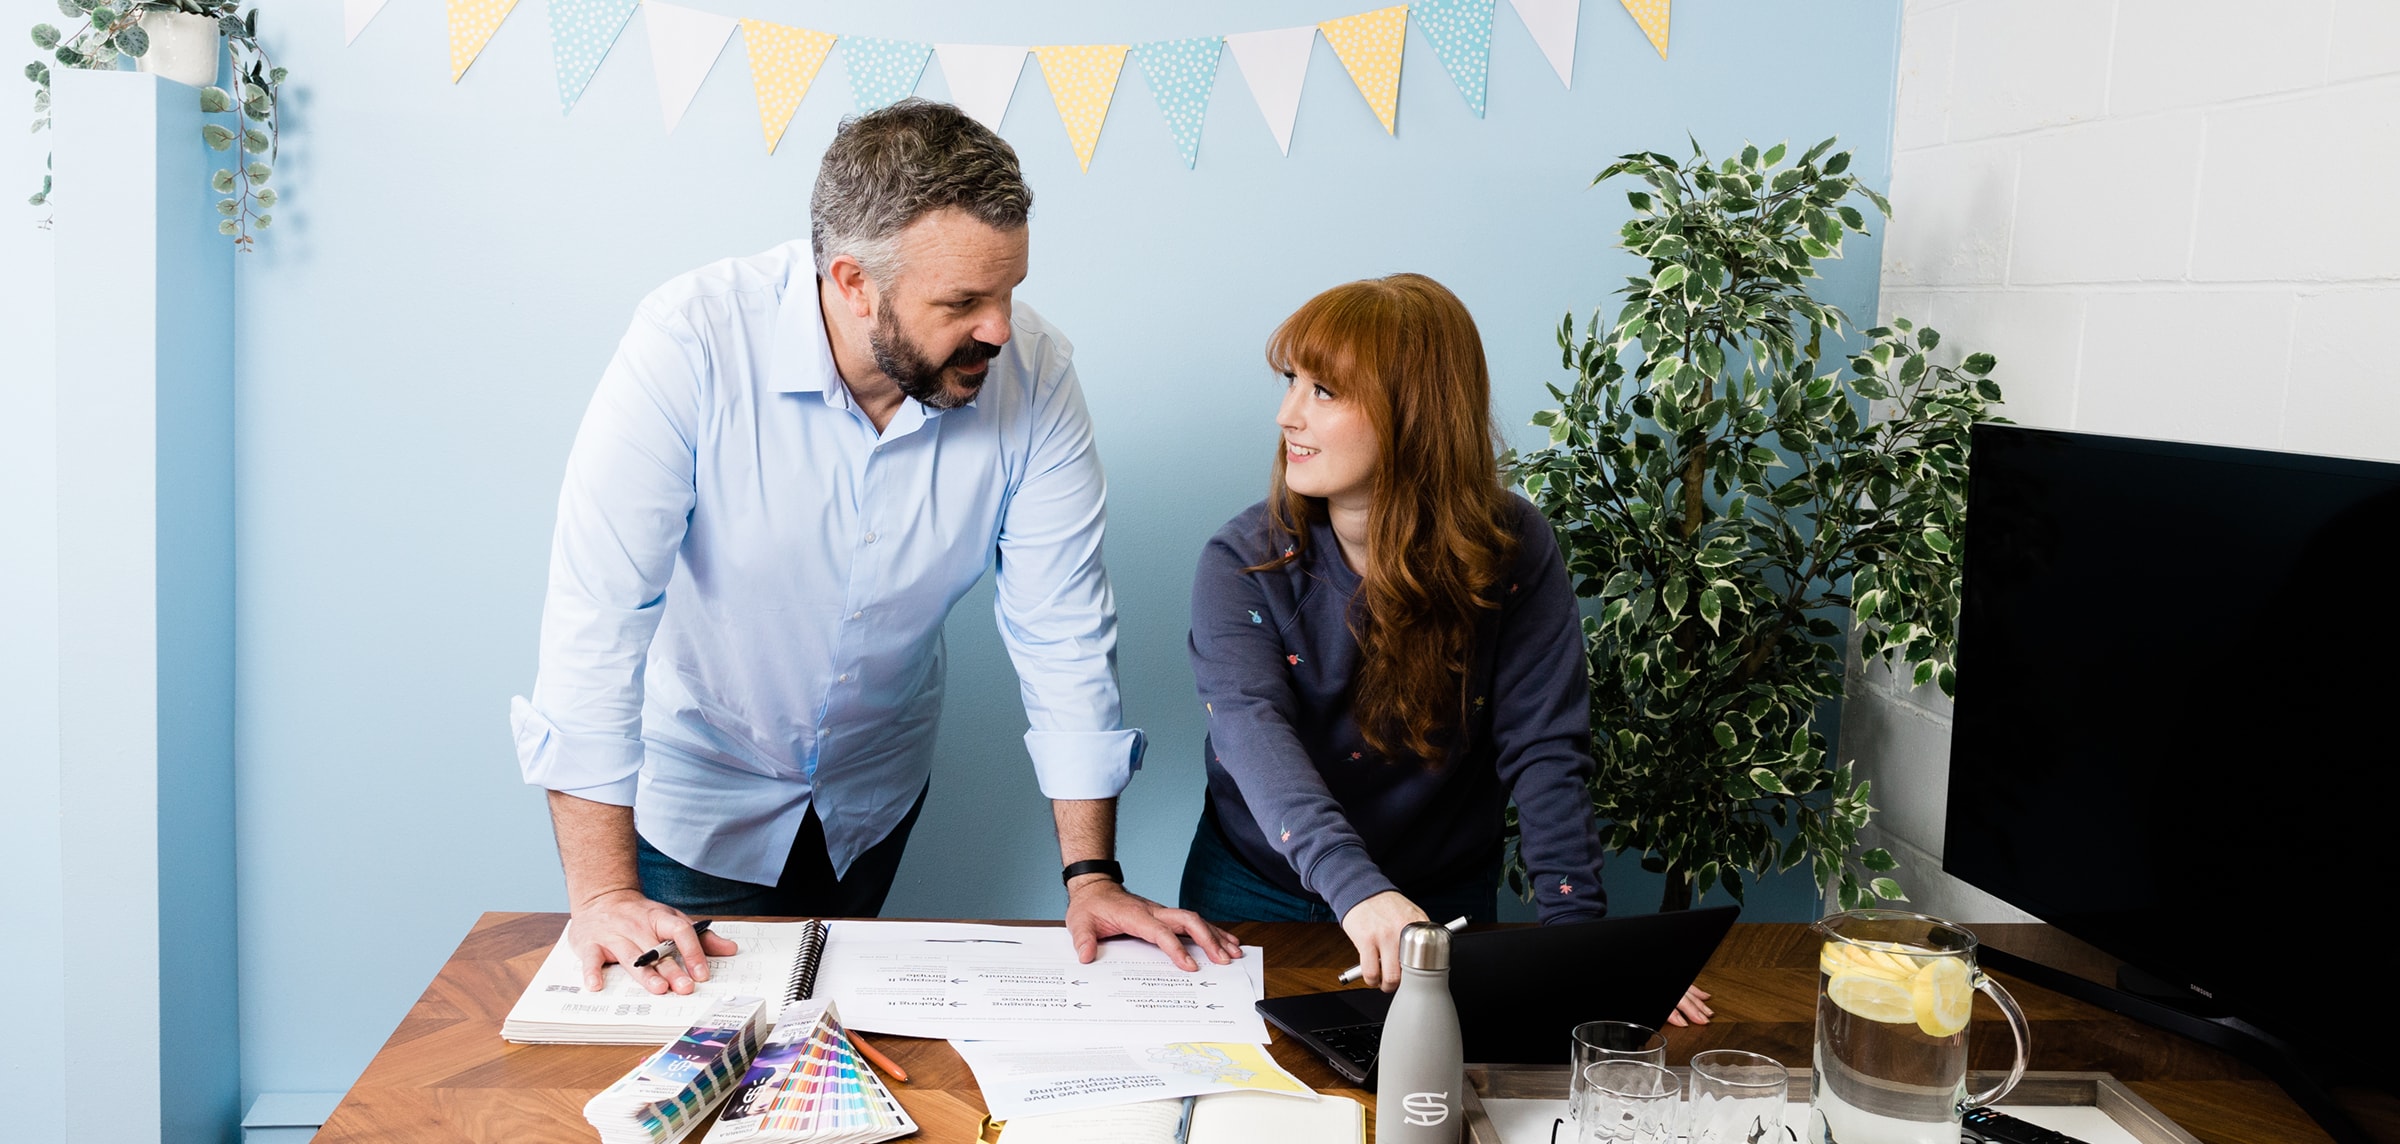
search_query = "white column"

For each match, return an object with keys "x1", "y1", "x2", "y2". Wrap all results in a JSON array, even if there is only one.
[{"x1": 51, "y1": 68, "x2": 239, "y2": 1144}]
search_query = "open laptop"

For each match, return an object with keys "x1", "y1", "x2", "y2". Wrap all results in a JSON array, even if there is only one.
[{"x1": 1255, "y1": 905, "x2": 1740, "y2": 1083}]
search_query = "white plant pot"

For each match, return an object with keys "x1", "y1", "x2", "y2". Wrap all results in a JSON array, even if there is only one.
[{"x1": 134, "y1": 10, "x2": 222, "y2": 88}]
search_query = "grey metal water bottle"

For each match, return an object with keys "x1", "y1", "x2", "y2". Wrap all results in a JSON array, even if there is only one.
[{"x1": 1375, "y1": 921, "x2": 1464, "y2": 1143}]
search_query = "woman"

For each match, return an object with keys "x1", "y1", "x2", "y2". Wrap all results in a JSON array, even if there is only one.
[{"x1": 1178, "y1": 274, "x2": 1709, "y2": 1023}]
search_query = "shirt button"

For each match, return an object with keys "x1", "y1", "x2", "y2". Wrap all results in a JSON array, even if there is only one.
[
  {"x1": 851, "y1": 611, "x2": 864, "y2": 620},
  {"x1": 863, "y1": 532, "x2": 878, "y2": 544},
  {"x1": 838, "y1": 673, "x2": 850, "y2": 682}
]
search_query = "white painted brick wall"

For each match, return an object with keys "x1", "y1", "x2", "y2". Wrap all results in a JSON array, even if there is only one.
[
  {"x1": 1854, "y1": 0, "x2": 2400, "y2": 922},
  {"x1": 2008, "y1": 114, "x2": 2205, "y2": 284}
]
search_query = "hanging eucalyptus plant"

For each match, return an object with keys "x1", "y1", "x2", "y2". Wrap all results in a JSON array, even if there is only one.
[
  {"x1": 1512, "y1": 138, "x2": 2005, "y2": 912},
  {"x1": 27, "y1": 0, "x2": 285, "y2": 248}
]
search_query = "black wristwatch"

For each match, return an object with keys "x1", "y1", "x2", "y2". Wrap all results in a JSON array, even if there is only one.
[{"x1": 1061, "y1": 859, "x2": 1124, "y2": 886}]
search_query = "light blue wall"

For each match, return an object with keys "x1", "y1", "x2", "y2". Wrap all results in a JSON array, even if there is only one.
[{"x1": 9, "y1": 0, "x2": 1901, "y2": 1113}]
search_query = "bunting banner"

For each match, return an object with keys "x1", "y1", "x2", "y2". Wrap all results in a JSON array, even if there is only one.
[
  {"x1": 843, "y1": 36, "x2": 934, "y2": 112},
  {"x1": 1131, "y1": 37, "x2": 1222, "y2": 169},
  {"x1": 1032, "y1": 45, "x2": 1129, "y2": 172},
  {"x1": 1222, "y1": 26, "x2": 1313, "y2": 156},
  {"x1": 1414, "y1": 0, "x2": 1493, "y2": 117},
  {"x1": 1621, "y1": 0, "x2": 1669, "y2": 59},
  {"x1": 644, "y1": 1, "x2": 738, "y2": 133},
  {"x1": 935, "y1": 43, "x2": 1030, "y2": 133},
  {"x1": 1319, "y1": 5, "x2": 1408, "y2": 135},
  {"x1": 741, "y1": 19, "x2": 837, "y2": 153},
  {"x1": 1507, "y1": 0, "x2": 1578, "y2": 87},
  {"x1": 345, "y1": 0, "x2": 391, "y2": 46},
  {"x1": 549, "y1": 0, "x2": 640, "y2": 113},
  {"x1": 448, "y1": 0, "x2": 519, "y2": 82},
  {"x1": 380, "y1": 0, "x2": 1678, "y2": 166}
]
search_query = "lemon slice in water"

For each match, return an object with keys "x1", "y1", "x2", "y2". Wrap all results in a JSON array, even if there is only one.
[
  {"x1": 1911, "y1": 957, "x2": 1972, "y2": 1037},
  {"x1": 1819, "y1": 942, "x2": 1920, "y2": 981},
  {"x1": 1826, "y1": 972, "x2": 1916, "y2": 1024}
]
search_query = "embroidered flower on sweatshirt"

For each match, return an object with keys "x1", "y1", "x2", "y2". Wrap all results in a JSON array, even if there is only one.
[
  {"x1": 1287, "y1": 654, "x2": 1302, "y2": 666},
  {"x1": 1557, "y1": 880, "x2": 1574, "y2": 895},
  {"x1": 1248, "y1": 610, "x2": 1263, "y2": 624}
]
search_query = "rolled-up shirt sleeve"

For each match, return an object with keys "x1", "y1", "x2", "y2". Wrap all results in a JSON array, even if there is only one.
[
  {"x1": 511, "y1": 301, "x2": 703, "y2": 805},
  {"x1": 991, "y1": 353, "x2": 1143, "y2": 800}
]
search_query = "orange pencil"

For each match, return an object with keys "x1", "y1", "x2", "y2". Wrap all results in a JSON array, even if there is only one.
[{"x1": 846, "y1": 1030, "x2": 910, "y2": 1084}]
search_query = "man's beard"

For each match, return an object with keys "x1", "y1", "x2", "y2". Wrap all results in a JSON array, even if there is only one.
[{"x1": 870, "y1": 304, "x2": 1003, "y2": 411}]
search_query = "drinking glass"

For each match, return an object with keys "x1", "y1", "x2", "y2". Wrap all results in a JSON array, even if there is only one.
[
  {"x1": 1686, "y1": 1049, "x2": 1790, "y2": 1144},
  {"x1": 1566, "y1": 1021, "x2": 1665, "y2": 1135},
  {"x1": 1576, "y1": 1060, "x2": 1678, "y2": 1144}
]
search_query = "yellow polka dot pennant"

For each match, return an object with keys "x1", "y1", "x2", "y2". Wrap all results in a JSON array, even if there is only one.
[
  {"x1": 448, "y1": 0, "x2": 520, "y2": 82},
  {"x1": 1033, "y1": 44, "x2": 1130, "y2": 173},
  {"x1": 740, "y1": 19, "x2": 837, "y2": 154},
  {"x1": 1318, "y1": 5, "x2": 1408, "y2": 135},
  {"x1": 1621, "y1": 0, "x2": 1669, "y2": 60}
]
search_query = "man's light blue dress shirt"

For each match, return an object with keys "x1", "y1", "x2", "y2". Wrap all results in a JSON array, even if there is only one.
[{"x1": 511, "y1": 241, "x2": 1142, "y2": 886}]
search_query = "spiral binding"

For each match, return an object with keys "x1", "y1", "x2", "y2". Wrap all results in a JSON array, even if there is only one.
[{"x1": 785, "y1": 918, "x2": 829, "y2": 1003}]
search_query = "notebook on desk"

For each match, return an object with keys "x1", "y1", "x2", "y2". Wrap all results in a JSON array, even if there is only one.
[
  {"x1": 1254, "y1": 905, "x2": 1740, "y2": 1083},
  {"x1": 505, "y1": 920, "x2": 834, "y2": 1044}
]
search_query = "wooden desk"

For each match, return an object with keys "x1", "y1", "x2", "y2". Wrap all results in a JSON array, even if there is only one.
[{"x1": 314, "y1": 914, "x2": 2328, "y2": 1144}]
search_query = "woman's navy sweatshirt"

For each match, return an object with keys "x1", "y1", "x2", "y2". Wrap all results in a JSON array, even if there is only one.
[{"x1": 1186, "y1": 494, "x2": 1609, "y2": 924}]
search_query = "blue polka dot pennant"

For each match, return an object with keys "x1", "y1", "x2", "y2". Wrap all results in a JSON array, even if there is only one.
[
  {"x1": 1415, "y1": 0, "x2": 1496, "y2": 117},
  {"x1": 547, "y1": 0, "x2": 639, "y2": 114},
  {"x1": 842, "y1": 35, "x2": 934, "y2": 112},
  {"x1": 1132, "y1": 37, "x2": 1222, "y2": 169}
]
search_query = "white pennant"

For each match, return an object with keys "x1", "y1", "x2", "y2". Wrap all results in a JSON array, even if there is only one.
[
  {"x1": 934, "y1": 44, "x2": 1029, "y2": 134},
  {"x1": 1223, "y1": 25, "x2": 1314, "y2": 156},
  {"x1": 643, "y1": 1, "x2": 738, "y2": 133},
  {"x1": 343, "y1": 0, "x2": 391, "y2": 44},
  {"x1": 1508, "y1": 0, "x2": 1579, "y2": 88}
]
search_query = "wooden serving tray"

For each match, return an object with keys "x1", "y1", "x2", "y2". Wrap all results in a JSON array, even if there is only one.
[{"x1": 1464, "y1": 1066, "x2": 2204, "y2": 1144}]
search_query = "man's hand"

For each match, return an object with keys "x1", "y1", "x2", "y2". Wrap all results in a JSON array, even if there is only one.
[
  {"x1": 1667, "y1": 984, "x2": 1715, "y2": 1027},
  {"x1": 565, "y1": 888, "x2": 742, "y2": 996},
  {"x1": 1339, "y1": 890, "x2": 1431, "y2": 993},
  {"x1": 1064, "y1": 878, "x2": 1243, "y2": 971}
]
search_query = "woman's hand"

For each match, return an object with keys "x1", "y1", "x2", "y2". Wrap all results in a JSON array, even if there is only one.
[
  {"x1": 1338, "y1": 891, "x2": 1431, "y2": 992},
  {"x1": 1666, "y1": 984, "x2": 1714, "y2": 1026}
]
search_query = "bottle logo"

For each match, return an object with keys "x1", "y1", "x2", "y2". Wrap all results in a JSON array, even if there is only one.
[{"x1": 1402, "y1": 1092, "x2": 1451, "y2": 1126}]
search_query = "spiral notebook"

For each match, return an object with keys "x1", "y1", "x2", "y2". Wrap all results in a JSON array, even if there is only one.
[{"x1": 504, "y1": 920, "x2": 834, "y2": 1044}]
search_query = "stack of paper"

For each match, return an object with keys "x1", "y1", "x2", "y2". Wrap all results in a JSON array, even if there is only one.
[
  {"x1": 583, "y1": 997, "x2": 768, "y2": 1144},
  {"x1": 703, "y1": 999, "x2": 917, "y2": 1143},
  {"x1": 811, "y1": 922, "x2": 1271, "y2": 1044},
  {"x1": 993, "y1": 1092, "x2": 1364, "y2": 1144},
  {"x1": 953, "y1": 1040, "x2": 1314, "y2": 1122}
]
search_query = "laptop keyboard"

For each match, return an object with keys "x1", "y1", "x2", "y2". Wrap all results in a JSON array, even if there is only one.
[{"x1": 1311, "y1": 1021, "x2": 1384, "y2": 1073}]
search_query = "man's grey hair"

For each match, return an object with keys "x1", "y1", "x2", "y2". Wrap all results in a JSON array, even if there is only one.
[{"x1": 810, "y1": 99, "x2": 1033, "y2": 281}]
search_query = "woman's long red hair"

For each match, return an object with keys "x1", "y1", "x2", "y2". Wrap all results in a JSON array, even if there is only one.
[{"x1": 1257, "y1": 273, "x2": 1517, "y2": 764}]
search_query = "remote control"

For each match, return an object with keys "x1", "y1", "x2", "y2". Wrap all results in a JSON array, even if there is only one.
[{"x1": 1961, "y1": 1107, "x2": 2090, "y2": 1144}]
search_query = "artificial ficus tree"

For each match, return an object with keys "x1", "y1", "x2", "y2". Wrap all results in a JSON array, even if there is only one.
[{"x1": 1512, "y1": 138, "x2": 2005, "y2": 912}]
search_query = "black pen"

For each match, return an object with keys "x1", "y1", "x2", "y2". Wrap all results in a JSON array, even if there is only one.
[{"x1": 632, "y1": 919, "x2": 714, "y2": 969}]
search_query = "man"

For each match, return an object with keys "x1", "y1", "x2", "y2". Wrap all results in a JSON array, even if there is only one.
[{"x1": 511, "y1": 99, "x2": 1235, "y2": 994}]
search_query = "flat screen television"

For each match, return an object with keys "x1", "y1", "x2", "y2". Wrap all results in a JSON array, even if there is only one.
[{"x1": 1944, "y1": 424, "x2": 2397, "y2": 1143}]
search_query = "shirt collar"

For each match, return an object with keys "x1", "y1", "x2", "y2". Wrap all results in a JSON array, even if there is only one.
[
  {"x1": 769, "y1": 265, "x2": 845, "y2": 397},
  {"x1": 767, "y1": 266, "x2": 972, "y2": 423}
]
